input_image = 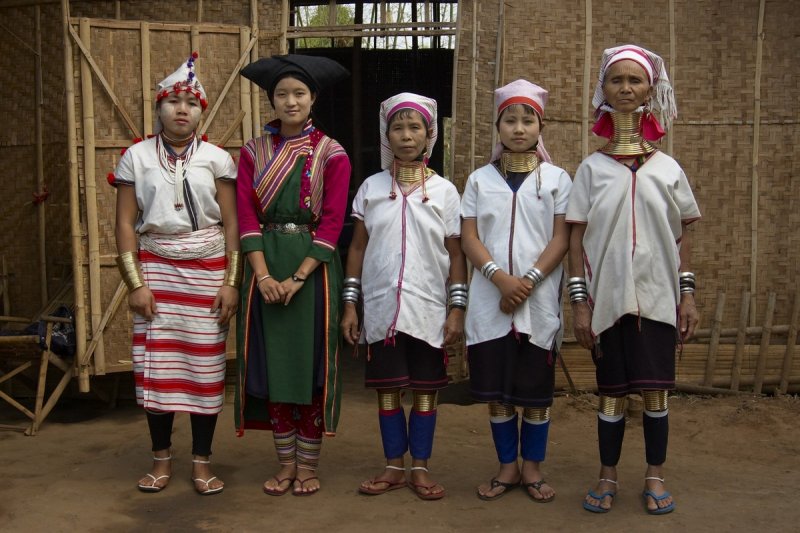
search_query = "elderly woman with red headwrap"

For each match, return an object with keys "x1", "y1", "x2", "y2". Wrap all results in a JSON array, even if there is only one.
[
  {"x1": 112, "y1": 53, "x2": 240, "y2": 495},
  {"x1": 566, "y1": 45, "x2": 701, "y2": 515},
  {"x1": 235, "y1": 54, "x2": 351, "y2": 497}
]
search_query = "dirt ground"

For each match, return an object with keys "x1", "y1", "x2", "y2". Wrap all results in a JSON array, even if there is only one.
[{"x1": 2, "y1": 354, "x2": 799, "y2": 533}]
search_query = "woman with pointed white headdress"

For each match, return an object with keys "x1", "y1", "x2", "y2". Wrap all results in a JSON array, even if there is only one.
[
  {"x1": 566, "y1": 45, "x2": 701, "y2": 514},
  {"x1": 111, "y1": 52, "x2": 240, "y2": 495}
]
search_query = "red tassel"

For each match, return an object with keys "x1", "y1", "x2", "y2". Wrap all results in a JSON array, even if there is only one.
[
  {"x1": 120, "y1": 148, "x2": 127, "y2": 156},
  {"x1": 106, "y1": 172, "x2": 116, "y2": 186},
  {"x1": 147, "y1": 134, "x2": 156, "y2": 139},
  {"x1": 201, "y1": 134, "x2": 209, "y2": 142},
  {"x1": 192, "y1": 51, "x2": 199, "y2": 59},
  {"x1": 32, "y1": 185, "x2": 49, "y2": 204},
  {"x1": 132, "y1": 137, "x2": 142, "y2": 144}
]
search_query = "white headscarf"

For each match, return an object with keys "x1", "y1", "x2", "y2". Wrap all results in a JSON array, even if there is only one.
[{"x1": 379, "y1": 92, "x2": 438, "y2": 170}]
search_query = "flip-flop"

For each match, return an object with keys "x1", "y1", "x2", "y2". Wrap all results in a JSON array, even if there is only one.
[
  {"x1": 263, "y1": 476, "x2": 295, "y2": 496},
  {"x1": 410, "y1": 481, "x2": 446, "y2": 500},
  {"x1": 643, "y1": 477, "x2": 675, "y2": 514},
  {"x1": 137, "y1": 473, "x2": 170, "y2": 493},
  {"x1": 477, "y1": 478, "x2": 519, "y2": 501},
  {"x1": 192, "y1": 476, "x2": 224, "y2": 495},
  {"x1": 293, "y1": 476, "x2": 320, "y2": 496},
  {"x1": 583, "y1": 478, "x2": 617, "y2": 513},
  {"x1": 359, "y1": 478, "x2": 407, "y2": 495},
  {"x1": 522, "y1": 479, "x2": 555, "y2": 503}
]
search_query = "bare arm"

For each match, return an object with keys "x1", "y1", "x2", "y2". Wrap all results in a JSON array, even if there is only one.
[
  {"x1": 115, "y1": 185, "x2": 157, "y2": 321},
  {"x1": 211, "y1": 180, "x2": 240, "y2": 324},
  {"x1": 678, "y1": 221, "x2": 699, "y2": 341},
  {"x1": 568, "y1": 223, "x2": 594, "y2": 349},
  {"x1": 341, "y1": 219, "x2": 368, "y2": 345},
  {"x1": 443, "y1": 236, "x2": 467, "y2": 345}
]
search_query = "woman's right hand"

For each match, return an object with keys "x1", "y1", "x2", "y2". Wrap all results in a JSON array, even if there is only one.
[
  {"x1": 572, "y1": 301, "x2": 594, "y2": 349},
  {"x1": 128, "y1": 286, "x2": 157, "y2": 321},
  {"x1": 340, "y1": 303, "x2": 360, "y2": 348},
  {"x1": 258, "y1": 276, "x2": 286, "y2": 304}
]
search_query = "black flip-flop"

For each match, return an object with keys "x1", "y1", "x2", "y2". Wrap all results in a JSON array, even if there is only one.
[{"x1": 477, "y1": 478, "x2": 519, "y2": 501}]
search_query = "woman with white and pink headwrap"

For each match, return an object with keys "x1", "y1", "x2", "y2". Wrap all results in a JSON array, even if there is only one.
[
  {"x1": 566, "y1": 45, "x2": 701, "y2": 515},
  {"x1": 341, "y1": 92, "x2": 466, "y2": 501},
  {"x1": 461, "y1": 79, "x2": 572, "y2": 502}
]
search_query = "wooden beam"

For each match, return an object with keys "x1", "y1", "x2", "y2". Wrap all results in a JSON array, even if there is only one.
[
  {"x1": 730, "y1": 290, "x2": 750, "y2": 390},
  {"x1": 239, "y1": 26, "x2": 253, "y2": 144},
  {"x1": 79, "y1": 281, "x2": 127, "y2": 367},
  {"x1": 779, "y1": 291, "x2": 800, "y2": 394},
  {"x1": 582, "y1": 0, "x2": 592, "y2": 159},
  {"x1": 35, "y1": 6, "x2": 47, "y2": 307},
  {"x1": 749, "y1": 0, "x2": 766, "y2": 324},
  {"x1": 703, "y1": 292, "x2": 726, "y2": 387},
  {"x1": 79, "y1": 17, "x2": 105, "y2": 380},
  {"x1": 753, "y1": 292, "x2": 776, "y2": 394},
  {"x1": 198, "y1": 35, "x2": 259, "y2": 136}
]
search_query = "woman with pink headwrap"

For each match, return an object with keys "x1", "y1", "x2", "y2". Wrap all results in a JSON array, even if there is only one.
[{"x1": 461, "y1": 79, "x2": 572, "y2": 502}]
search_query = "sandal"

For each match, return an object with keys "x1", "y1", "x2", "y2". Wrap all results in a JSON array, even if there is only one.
[
  {"x1": 293, "y1": 476, "x2": 320, "y2": 496},
  {"x1": 477, "y1": 478, "x2": 519, "y2": 501},
  {"x1": 409, "y1": 466, "x2": 445, "y2": 501},
  {"x1": 263, "y1": 476, "x2": 295, "y2": 496},
  {"x1": 522, "y1": 479, "x2": 555, "y2": 503},
  {"x1": 583, "y1": 478, "x2": 617, "y2": 513},
  {"x1": 359, "y1": 465, "x2": 407, "y2": 495},
  {"x1": 642, "y1": 476, "x2": 675, "y2": 515},
  {"x1": 137, "y1": 454, "x2": 171, "y2": 493},
  {"x1": 191, "y1": 459, "x2": 224, "y2": 495}
]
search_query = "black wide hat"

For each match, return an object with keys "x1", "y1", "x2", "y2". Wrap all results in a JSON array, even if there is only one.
[{"x1": 240, "y1": 54, "x2": 349, "y2": 99}]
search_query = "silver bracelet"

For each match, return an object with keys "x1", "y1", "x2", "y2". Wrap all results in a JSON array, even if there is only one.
[
  {"x1": 480, "y1": 261, "x2": 501, "y2": 280},
  {"x1": 523, "y1": 266, "x2": 545, "y2": 286}
]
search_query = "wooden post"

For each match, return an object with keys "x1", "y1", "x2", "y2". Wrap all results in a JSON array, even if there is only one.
[
  {"x1": 730, "y1": 290, "x2": 750, "y2": 390},
  {"x1": 250, "y1": 0, "x2": 261, "y2": 137},
  {"x1": 280, "y1": 0, "x2": 289, "y2": 54},
  {"x1": 703, "y1": 292, "x2": 726, "y2": 387},
  {"x1": 468, "y1": 0, "x2": 477, "y2": 171},
  {"x1": 197, "y1": 0, "x2": 203, "y2": 22},
  {"x1": 749, "y1": 0, "x2": 766, "y2": 325},
  {"x1": 581, "y1": 0, "x2": 592, "y2": 159},
  {"x1": 62, "y1": 0, "x2": 88, "y2": 390},
  {"x1": 79, "y1": 18, "x2": 105, "y2": 379},
  {"x1": 666, "y1": 0, "x2": 675, "y2": 155},
  {"x1": 239, "y1": 27, "x2": 253, "y2": 144},
  {"x1": 1, "y1": 256, "x2": 9, "y2": 316},
  {"x1": 34, "y1": 6, "x2": 48, "y2": 307},
  {"x1": 753, "y1": 292, "x2": 776, "y2": 394},
  {"x1": 448, "y1": 0, "x2": 461, "y2": 186},
  {"x1": 141, "y1": 22, "x2": 152, "y2": 136},
  {"x1": 779, "y1": 290, "x2": 800, "y2": 394},
  {"x1": 489, "y1": 0, "x2": 504, "y2": 152},
  {"x1": 191, "y1": 25, "x2": 201, "y2": 56}
]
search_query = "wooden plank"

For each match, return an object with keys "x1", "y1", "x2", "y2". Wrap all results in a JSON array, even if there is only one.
[
  {"x1": 239, "y1": 27, "x2": 252, "y2": 144},
  {"x1": 749, "y1": 0, "x2": 766, "y2": 324},
  {"x1": 35, "y1": 6, "x2": 48, "y2": 307},
  {"x1": 141, "y1": 22, "x2": 153, "y2": 136},
  {"x1": 250, "y1": 0, "x2": 260, "y2": 137},
  {"x1": 79, "y1": 17, "x2": 106, "y2": 378},
  {"x1": 217, "y1": 109, "x2": 246, "y2": 147},
  {"x1": 198, "y1": 35, "x2": 258, "y2": 136},
  {"x1": 61, "y1": 0, "x2": 88, "y2": 387},
  {"x1": 703, "y1": 292, "x2": 726, "y2": 386},
  {"x1": 582, "y1": 0, "x2": 592, "y2": 159},
  {"x1": 79, "y1": 281, "x2": 127, "y2": 367},
  {"x1": 730, "y1": 290, "x2": 750, "y2": 390},
  {"x1": 67, "y1": 22, "x2": 142, "y2": 139},
  {"x1": 68, "y1": 17, "x2": 247, "y2": 34},
  {"x1": 753, "y1": 292, "x2": 776, "y2": 394},
  {"x1": 779, "y1": 290, "x2": 800, "y2": 394}
]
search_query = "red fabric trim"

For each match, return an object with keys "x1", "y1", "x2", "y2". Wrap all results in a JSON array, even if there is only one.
[{"x1": 498, "y1": 96, "x2": 543, "y2": 118}]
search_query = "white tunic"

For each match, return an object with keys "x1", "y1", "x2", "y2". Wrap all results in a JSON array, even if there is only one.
[
  {"x1": 114, "y1": 137, "x2": 237, "y2": 234},
  {"x1": 565, "y1": 151, "x2": 701, "y2": 336},
  {"x1": 461, "y1": 162, "x2": 572, "y2": 350},
  {"x1": 352, "y1": 170, "x2": 461, "y2": 347}
]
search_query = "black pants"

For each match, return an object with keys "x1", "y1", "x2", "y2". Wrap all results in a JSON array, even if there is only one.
[{"x1": 146, "y1": 410, "x2": 218, "y2": 456}]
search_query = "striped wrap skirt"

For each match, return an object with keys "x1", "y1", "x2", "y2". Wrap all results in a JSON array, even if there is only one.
[{"x1": 132, "y1": 226, "x2": 228, "y2": 415}]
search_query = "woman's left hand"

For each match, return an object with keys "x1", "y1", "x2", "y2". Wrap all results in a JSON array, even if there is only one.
[
  {"x1": 679, "y1": 293, "x2": 699, "y2": 341},
  {"x1": 211, "y1": 285, "x2": 239, "y2": 324},
  {"x1": 443, "y1": 308, "x2": 464, "y2": 345},
  {"x1": 280, "y1": 277, "x2": 306, "y2": 306}
]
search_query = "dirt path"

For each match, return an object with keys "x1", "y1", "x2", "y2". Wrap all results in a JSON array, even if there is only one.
[{"x1": 1, "y1": 356, "x2": 798, "y2": 532}]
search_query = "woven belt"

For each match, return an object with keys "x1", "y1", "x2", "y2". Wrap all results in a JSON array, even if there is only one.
[{"x1": 265, "y1": 222, "x2": 314, "y2": 234}]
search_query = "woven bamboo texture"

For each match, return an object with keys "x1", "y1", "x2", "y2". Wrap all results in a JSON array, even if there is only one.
[{"x1": 0, "y1": 1, "x2": 797, "y2": 390}]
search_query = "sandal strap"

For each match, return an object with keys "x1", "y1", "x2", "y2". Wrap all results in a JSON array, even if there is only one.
[
  {"x1": 410, "y1": 466, "x2": 429, "y2": 472},
  {"x1": 644, "y1": 476, "x2": 665, "y2": 483},
  {"x1": 192, "y1": 459, "x2": 211, "y2": 464},
  {"x1": 153, "y1": 455, "x2": 172, "y2": 461},
  {"x1": 193, "y1": 476, "x2": 218, "y2": 486},
  {"x1": 385, "y1": 465, "x2": 405, "y2": 471},
  {"x1": 525, "y1": 479, "x2": 547, "y2": 490},
  {"x1": 599, "y1": 478, "x2": 618, "y2": 485}
]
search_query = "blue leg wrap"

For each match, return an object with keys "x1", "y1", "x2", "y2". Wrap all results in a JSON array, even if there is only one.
[
  {"x1": 408, "y1": 409, "x2": 437, "y2": 460},
  {"x1": 521, "y1": 419, "x2": 550, "y2": 462},
  {"x1": 379, "y1": 408, "x2": 408, "y2": 460},
  {"x1": 490, "y1": 413, "x2": 519, "y2": 464}
]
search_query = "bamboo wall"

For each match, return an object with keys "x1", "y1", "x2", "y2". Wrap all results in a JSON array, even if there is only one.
[{"x1": 0, "y1": 0, "x2": 797, "y2": 391}]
